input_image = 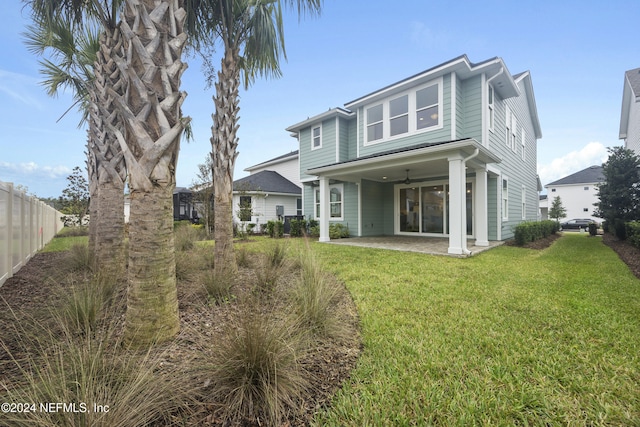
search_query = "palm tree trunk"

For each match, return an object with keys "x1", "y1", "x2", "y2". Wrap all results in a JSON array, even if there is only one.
[
  {"x1": 113, "y1": 0, "x2": 189, "y2": 346},
  {"x1": 211, "y1": 47, "x2": 241, "y2": 280},
  {"x1": 91, "y1": 27, "x2": 127, "y2": 276}
]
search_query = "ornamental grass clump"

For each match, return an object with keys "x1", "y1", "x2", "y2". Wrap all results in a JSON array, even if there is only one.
[
  {"x1": 205, "y1": 309, "x2": 307, "y2": 426},
  {"x1": 290, "y1": 245, "x2": 346, "y2": 339},
  {"x1": 0, "y1": 312, "x2": 193, "y2": 427}
]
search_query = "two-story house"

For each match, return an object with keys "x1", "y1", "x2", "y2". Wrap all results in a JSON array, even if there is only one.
[
  {"x1": 620, "y1": 67, "x2": 640, "y2": 156},
  {"x1": 286, "y1": 55, "x2": 542, "y2": 255},
  {"x1": 544, "y1": 165, "x2": 604, "y2": 223}
]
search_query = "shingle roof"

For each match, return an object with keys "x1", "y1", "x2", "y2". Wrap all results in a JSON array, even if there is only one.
[
  {"x1": 546, "y1": 165, "x2": 604, "y2": 186},
  {"x1": 626, "y1": 67, "x2": 640, "y2": 98},
  {"x1": 233, "y1": 170, "x2": 301, "y2": 195}
]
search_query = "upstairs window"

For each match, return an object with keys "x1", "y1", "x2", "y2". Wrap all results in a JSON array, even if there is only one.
[
  {"x1": 366, "y1": 104, "x2": 384, "y2": 142},
  {"x1": 416, "y1": 85, "x2": 439, "y2": 130},
  {"x1": 363, "y1": 79, "x2": 442, "y2": 145},
  {"x1": 488, "y1": 85, "x2": 495, "y2": 131},
  {"x1": 312, "y1": 126, "x2": 322, "y2": 150},
  {"x1": 390, "y1": 95, "x2": 409, "y2": 136}
]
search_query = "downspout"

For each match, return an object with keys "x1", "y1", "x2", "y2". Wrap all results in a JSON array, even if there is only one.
[{"x1": 461, "y1": 148, "x2": 480, "y2": 255}]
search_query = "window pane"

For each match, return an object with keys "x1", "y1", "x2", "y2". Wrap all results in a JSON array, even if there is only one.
[
  {"x1": 390, "y1": 115, "x2": 409, "y2": 136},
  {"x1": 367, "y1": 104, "x2": 383, "y2": 124},
  {"x1": 367, "y1": 122, "x2": 383, "y2": 141},
  {"x1": 330, "y1": 187, "x2": 341, "y2": 202},
  {"x1": 313, "y1": 127, "x2": 320, "y2": 138},
  {"x1": 416, "y1": 106, "x2": 438, "y2": 129},
  {"x1": 389, "y1": 95, "x2": 408, "y2": 117},
  {"x1": 330, "y1": 203, "x2": 341, "y2": 218},
  {"x1": 416, "y1": 85, "x2": 438, "y2": 109}
]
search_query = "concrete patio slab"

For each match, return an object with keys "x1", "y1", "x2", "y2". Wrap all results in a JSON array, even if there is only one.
[{"x1": 322, "y1": 236, "x2": 503, "y2": 257}]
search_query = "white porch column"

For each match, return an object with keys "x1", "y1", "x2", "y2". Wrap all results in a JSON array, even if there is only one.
[
  {"x1": 448, "y1": 154, "x2": 464, "y2": 255},
  {"x1": 475, "y1": 167, "x2": 489, "y2": 246},
  {"x1": 318, "y1": 176, "x2": 330, "y2": 242}
]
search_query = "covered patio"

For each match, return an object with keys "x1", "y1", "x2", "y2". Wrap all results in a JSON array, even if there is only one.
[{"x1": 322, "y1": 235, "x2": 503, "y2": 257}]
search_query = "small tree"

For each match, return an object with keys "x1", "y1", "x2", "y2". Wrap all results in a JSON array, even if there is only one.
[
  {"x1": 191, "y1": 155, "x2": 215, "y2": 236},
  {"x1": 60, "y1": 166, "x2": 90, "y2": 226},
  {"x1": 548, "y1": 196, "x2": 567, "y2": 224},
  {"x1": 595, "y1": 147, "x2": 640, "y2": 230}
]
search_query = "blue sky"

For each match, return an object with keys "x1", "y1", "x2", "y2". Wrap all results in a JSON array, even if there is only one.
[{"x1": 1, "y1": 0, "x2": 638, "y2": 198}]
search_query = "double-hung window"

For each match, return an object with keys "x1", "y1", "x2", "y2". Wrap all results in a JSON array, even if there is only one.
[
  {"x1": 366, "y1": 104, "x2": 384, "y2": 142},
  {"x1": 312, "y1": 126, "x2": 321, "y2": 149},
  {"x1": 502, "y1": 178, "x2": 509, "y2": 221},
  {"x1": 488, "y1": 85, "x2": 495, "y2": 131},
  {"x1": 314, "y1": 184, "x2": 344, "y2": 220},
  {"x1": 389, "y1": 95, "x2": 409, "y2": 136},
  {"x1": 416, "y1": 85, "x2": 439, "y2": 130}
]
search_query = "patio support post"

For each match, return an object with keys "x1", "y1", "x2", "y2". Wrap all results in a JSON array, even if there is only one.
[
  {"x1": 475, "y1": 167, "x2": 489, "y2": 246},
  {"x1": 448, "y1": 154, "x2": 464, "y2": 255},
  {"x1": 318, "y1": 176, "x2": 330, "y2": 242}
]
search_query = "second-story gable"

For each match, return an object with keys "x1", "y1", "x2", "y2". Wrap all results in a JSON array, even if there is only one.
[{"x1": 288, "y1": 55, "x2": 541, "y2": 174}]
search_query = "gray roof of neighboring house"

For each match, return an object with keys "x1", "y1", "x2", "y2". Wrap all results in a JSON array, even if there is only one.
[
  {"x1": 626, "y1": 67, "x2": 640, "y2": 98},
  {"x1": 245, "y1": 150, "x2": 299, "y2": 171},
  {"x1": 546, "y1": 165, "x2": 604, "y2": 186},
  {"x1": 233, "y1": 170, "x2": 301, "y2": 195}
]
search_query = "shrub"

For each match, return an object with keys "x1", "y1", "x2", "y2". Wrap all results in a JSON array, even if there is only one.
[
  {"x1": 329, "y1": 223, "x2": 350, "y2": 239},
  {"x1": 205, "y1": 310, "x2": 307, "y2": 426},
  {"x1": 588, "y1": 222, "x2": 598, "y2": 236},
  {"x1": 266, "y1": 220, "x2": 284, "y2": 238},
  {"x1": 626, "y1": 220, "x2": 640, "y2": 249},
  {"x1": 513, "y1": 220, "x2": 559, "y2": 246},
  {"x1": 289, "y1": 218, "x2": 307, "y2": 237},
  {"x1": 174, "y1": 221, "x2": 204, "y2": 251},
  {"x1": 308, "y1": 219, "x2": 319, "y2": 237},
  {"x1": 614, "y1": 218, "x2": 627, "y2": 240}
]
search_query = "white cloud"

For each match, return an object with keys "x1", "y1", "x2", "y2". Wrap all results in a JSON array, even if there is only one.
[
  {"x1": 538, "y1": 142, "x2": 609, "y2": 186},
  {"x1": 0, "y1": 161, "x2": 71, "y2": 179}
]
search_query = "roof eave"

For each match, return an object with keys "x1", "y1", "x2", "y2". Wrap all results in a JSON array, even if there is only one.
[{"x1": 285, "y1": 108, "x2": 354, "y2": 134}]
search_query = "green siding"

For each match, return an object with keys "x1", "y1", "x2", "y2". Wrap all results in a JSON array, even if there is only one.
[
  {"x1": 299, "y1": 118, "x2": 338, "y2": 181},
  {"x1": 461, "y1": 75, "x2": 483, "y2": 141},
  {"x1": 360, "y1": 180, "x2": 388, "y2": 236},
  {"x1": 358, "y1": 74, "x2": 453, "y2": 158}
]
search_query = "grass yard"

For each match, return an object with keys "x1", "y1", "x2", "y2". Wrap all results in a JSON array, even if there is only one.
[{"x1": 308, "y1": 233, "x2": 640, "y2": 426}]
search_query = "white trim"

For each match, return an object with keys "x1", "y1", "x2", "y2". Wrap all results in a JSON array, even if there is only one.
[
  {"x1": 521, "y1": 185, "x2": 526, "y2": 220},
  {"x1": 363, "y1": 77, "x2": 444, "y2": 147},
  {"x1": 357, "y1": 181, "x2": 362, "y2": 236},
  {"x1": 451, "y1": 71, "x2": 457, "y2": 140},
  {"x1": 335, "y1": 116, "x2": 340, "y2": 162},
  {"x1": 311, "y1": 125, "x2": 322, "y2": 150},
  {"x1": 314, "y1": 183, "x2": 344, "y2": 222},
  {"x1": 521, "y1": 128, "x2": 526, "y2": 161},
  {"x1": 502, "y1": 176, "x2": 509, "y2": 221}
]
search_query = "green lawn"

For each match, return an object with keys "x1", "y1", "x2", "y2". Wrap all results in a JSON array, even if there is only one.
[
  {"x1": 309, "y1": 234, "x2": 640, "y2": 426},
  {"x1": 40, "y1": 233, "x2": 640, "y2": 425}
]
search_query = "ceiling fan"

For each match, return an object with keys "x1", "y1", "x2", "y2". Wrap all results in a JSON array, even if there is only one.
[{"x1": 403, "y1": 169, "x2": 411, "y2": 185}]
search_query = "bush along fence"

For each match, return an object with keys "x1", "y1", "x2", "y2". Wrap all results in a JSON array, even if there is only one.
[
  {"x1": 1, "y1": 181, "x2": 64, "y2": 287},
  {"x1": 624, "y1": 220, "x2": 640, "y2": 249},
  {"x1": 513, "y1": 220, "x2": 560, "y2": 246}
]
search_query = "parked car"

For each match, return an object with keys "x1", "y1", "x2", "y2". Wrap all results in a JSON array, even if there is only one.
[{"x1": 559, "y1": 218, "x2": 597, "y2": 231}]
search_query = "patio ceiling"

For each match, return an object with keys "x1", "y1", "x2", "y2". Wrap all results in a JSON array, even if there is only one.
[{"x1": 306, "y1": 139, "x2": 501, "y2": 184}]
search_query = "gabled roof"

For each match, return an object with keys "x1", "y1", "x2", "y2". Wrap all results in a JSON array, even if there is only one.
[
  {"x1": 233, "y1": 170, "x2": 301, "y2": 195},
  {"x1": 285, "y1": 108, "x2": 354, "y2": 134},
  {"x1": 345, "y1": 55, "x2": 520, "y2": 109},
  {"x1": 546, "y1": 165, "x2": 604, "y2": 187},
  {"x1": 244, "y1": 150, "x2": 299, "y2": 172},
  {"x1": 620, "y1": 67, "x2": 640, "y2": 139}
]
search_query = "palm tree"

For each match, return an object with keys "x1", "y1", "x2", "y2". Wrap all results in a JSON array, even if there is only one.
[
  {"x1": 26, "y1": 0, "x2": 128, "y2": 276},
  {"x1": 108, "y1": 0, "x2": 190, "y2": 345},
  {"x1": 26, "y1": 0, "x2": 190, "y2": 345},
  {"x1": 188, "y1": 0, "x2": 321, "y2": 281}
]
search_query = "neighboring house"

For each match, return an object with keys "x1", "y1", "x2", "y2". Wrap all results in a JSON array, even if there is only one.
[
  {"x1": 620, "y1": 67, "x2": 640, "y2": 156},
  {"x1": 539, "y1": 194, "x2": 548, "y2": 220},
  {"x1": 232, "y1": 151, "x2": 302, "y2": 230},
  {"x1": 286, "y1": 55, "x2": 542, "y2": 255},
  {"x1": 544, "y1": 165, "x2": 604, "y2": 223},
  {"x1": 124, "y1": 187, "x2": 197, "y2": 223}
]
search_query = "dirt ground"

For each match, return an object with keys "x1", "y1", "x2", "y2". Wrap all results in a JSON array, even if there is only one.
[{"x1": 1, "y1": 232, "x2": 639, "y2": 425}]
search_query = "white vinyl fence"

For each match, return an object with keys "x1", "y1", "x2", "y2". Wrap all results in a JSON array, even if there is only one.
[{"x1": 1, "y1": 181, "x2": 65, "y2": 287}]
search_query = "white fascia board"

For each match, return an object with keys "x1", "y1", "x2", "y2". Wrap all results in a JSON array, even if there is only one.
[
  {"x1": 285, "y1": 108, "x2": 354, "y2": 134},
  {"x1": 306, "y1": 139, "x2": 501, "y2": 176},
  {"x1": 244, "y1": 152, "x2": 298, "y2": 172},
  {"x1": 514, "y1": 71, "x2": 542, "y2": 139}
]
